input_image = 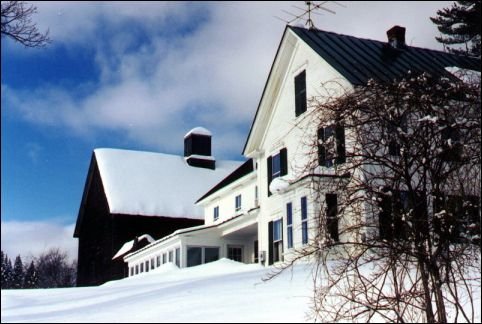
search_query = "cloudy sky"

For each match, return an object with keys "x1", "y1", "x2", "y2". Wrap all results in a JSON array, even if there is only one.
[{"x1": 1, "y1": 1, "x2": 452, "y2": 261}]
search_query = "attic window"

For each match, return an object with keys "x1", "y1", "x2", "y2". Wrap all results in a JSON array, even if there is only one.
[{"x1": 295, "y1": 70, "x2": 307, "y2": 117}]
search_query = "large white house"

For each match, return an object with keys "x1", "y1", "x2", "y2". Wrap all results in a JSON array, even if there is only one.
[{"x1": 122, "y1": 25, "x2": 480, "y2": 275}]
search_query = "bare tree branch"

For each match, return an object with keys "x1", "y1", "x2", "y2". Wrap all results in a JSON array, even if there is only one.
[{"x1": 1, "y1": 1, "x2": 50, "y2": 47}]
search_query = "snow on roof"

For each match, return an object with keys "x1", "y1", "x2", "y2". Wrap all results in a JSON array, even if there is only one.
[
  {"x1": 184, "y1": 127, "x2": 212, "y2": 138},
  {"x1": 112, "y1": 234, "x2": 154, "y2": 260},
  {"x1": 94, "y1": 148, "x2": 241, "y2": 219},
  {"x1": 445, "y1": 66, "x2": 481, "y2": 84}
]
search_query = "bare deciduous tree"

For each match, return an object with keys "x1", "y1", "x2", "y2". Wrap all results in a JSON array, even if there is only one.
[
  {"x1": 269, "y1": 71, "x2": 480, "y2": 323},
  {"x1": 1, "y1": 1, "x2": 50, "y2": 47}
]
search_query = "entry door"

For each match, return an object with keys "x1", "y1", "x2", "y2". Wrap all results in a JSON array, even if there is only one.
[{"x1": 227, "y1": 245, "x2": 243, "y2": 262}]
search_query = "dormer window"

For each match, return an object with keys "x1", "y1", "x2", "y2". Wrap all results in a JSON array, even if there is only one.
[{"x1": 295, "y1": 70, "x2": 307, "y2": 117}]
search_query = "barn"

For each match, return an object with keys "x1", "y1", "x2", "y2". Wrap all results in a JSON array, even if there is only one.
[{"x1": 74, "y1": 128, "x2": 241, "y2": 286}]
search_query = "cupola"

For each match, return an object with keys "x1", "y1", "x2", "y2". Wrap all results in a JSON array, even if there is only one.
[
  {"x1": 184, "y1": 127, "x2": 216, "y2": 170},
  {"x1": 387, "y1": 25, "x2": 406, "y2": 49}
]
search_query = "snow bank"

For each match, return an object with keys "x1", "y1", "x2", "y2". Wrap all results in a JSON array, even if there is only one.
[{"x1": 2, "y1": 260, "x2": 313, "y2": 323}]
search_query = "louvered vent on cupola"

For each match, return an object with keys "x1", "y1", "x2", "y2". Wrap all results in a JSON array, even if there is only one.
[{"x1": 184, "y1": 127, "x2": 216, "y2": 170}]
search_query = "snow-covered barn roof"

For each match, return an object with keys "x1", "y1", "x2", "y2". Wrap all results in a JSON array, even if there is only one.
[{"x1": 94, "y1": 148, "x2": 242, "y2": 219}]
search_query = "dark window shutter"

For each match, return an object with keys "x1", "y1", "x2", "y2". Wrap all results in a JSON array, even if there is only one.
[
  {"x1": 267, "y1": 156, "x2": 273, "y2": 197},
  {"x1": 268, "y1": 221, "x2": 274, "y2": 265},
  {"x1": 379, "y1": 193, "x2": 393, "y2": 240},
  {"x1": 280, "y1": 148, "x2": 288, "y2": 176},
  {"x1": 326, "y1": 194, "x2": 339, "y2": 241},
  {"x1": 295, "y1": 70, "x2": 307, "y2": 117},
  {"x1": 318, "y1": 128, "x2": 325, "y2": 166},
  {"x1": 335, "y1": 125, "x2": 346, "y2": 164}
]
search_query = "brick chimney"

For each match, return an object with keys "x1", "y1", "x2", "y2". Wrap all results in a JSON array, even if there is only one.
[{"x1": 387, "y1": 25, "x2": 406, "y2": 49}]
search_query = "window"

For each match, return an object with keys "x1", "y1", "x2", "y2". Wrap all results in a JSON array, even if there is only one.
[
  {"x1": 318, "y1": 124, "x2": 345, "y2": 167},
  {"x1": 433, "y1": 194, "x2": 480, "y2": 243},
  {"x1": 162, "y1": 253, "x2": 167, "y2": 264},
  {"x1": 386, "y1": 116, "x2": 407, "y2": 157},
  {"x1": 272, "y1": 219, "x2": 283, "y2": 263},
  {"x1": 145, "y1": 260, "x2": 149, "y2": 272},
  {"x1": 168, "y1": 251, "x2": 173, "y2": 263},
  {"x1": 235, "y1": 195, "x2": 242, "y2": 212},
  {"x1": 213, "y1": 206, "x2": 219, "y2": 221},
  {"x1": 326, "y1": 194, "x2": 339, "y2": 242},
  {"x1": 187, "y1": 247, "x2": 202, "y2": 267},
  {"x1": 301, "y1": 197, "x2": 308, "y2": 245},
  {"x1": 267, "y1": 148, "x2": 288, "y2": 196},
  {"x1": 130, "y1": 267, "x2": 134, "y2": 276},
  {"x1": 156, "y1": 256, "x2": 161, "y2": 267},
  {"x1": 140, "y1": 263, "x2": 144, "y2": 273},
  {"x1": 287, "y1": 203, "x2": 293, "y2": 249},
  {"x1": 228, "y1": 246, "x2": 243, "y2": 262},
  {"x1": 379, "y1": 190, "x2": 427, "y2": 241},
  {"x1": 151, "y1": 258, "x2": 155, "y2": 270},
  {"x1": 272, "y1": 153, "x2": 281, "y2": 179},
  {"x1": 295, "y1": 70, "x2": 307, "y2": 117},
  {"x1": 175, "y1": 248, "x2": 180, "y2": 267},
  {"x1": 204, "y1": 248, "x2": 220, "y2": 263},
  {"x1": 255, "y1": 186, "x2": 259, "y2": 206},
  {"x1": 440, "y1": 125, "x2": 462, "y2": 161},
  {"x1": 187, "y1": 246, "x2": 220, "y2": 267},
  {"x1": 135, "y1": 264, "x2": 139, "y2": 275}
]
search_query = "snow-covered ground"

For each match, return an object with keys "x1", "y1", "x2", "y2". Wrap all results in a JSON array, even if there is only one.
[{"x1": 1, "y1": 259, "x2": 315, "y2": 323}]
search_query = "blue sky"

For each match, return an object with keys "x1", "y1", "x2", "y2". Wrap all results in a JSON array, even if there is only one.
[{"x1": 1, "y1": 1, "x2": 452, "y2": 260}]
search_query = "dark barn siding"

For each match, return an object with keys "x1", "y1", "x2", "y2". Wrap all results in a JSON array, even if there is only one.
[{"x1": 75, "y1": 157, "x2": 203, "y2": 287}]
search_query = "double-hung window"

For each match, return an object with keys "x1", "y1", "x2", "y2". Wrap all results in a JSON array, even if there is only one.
[
  {"x1": 235, "y1": 195, "x2": 242, "y2": 212},
  {"x1": 440, "y1": 124, "x2": 462, "y2": 161},
  {"x1": 386, "y1": 116, "x2": 407, "y2": 157},
  {"x1": 267, "y1": 148, "x2": 288, "y2": 196},
  {"x1": 326, "y1": 194, "x2": 339, "y2": 242},
  {"x1": 287, "y1": 202, "x2": 293, "y2": 249},
  {"x1": 273, "y1": 219, "x2": 283, "y2": 263},
  {"x1": 213, "y1": 206, "x2": 219, "y2": 221},
  {"x1": 301, "y1": 197, "x2": 308, "y2": 245},
  {"x1": 295, "y1": 70, "x2": 307, "y2": 117},
  {"x1": 318, "y1": 124, "x2": 345, "y2": 167}
]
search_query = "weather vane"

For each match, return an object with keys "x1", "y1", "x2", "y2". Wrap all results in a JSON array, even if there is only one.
[{"x1": 275, "y1": 1, "x2": 346, "y2": 30}]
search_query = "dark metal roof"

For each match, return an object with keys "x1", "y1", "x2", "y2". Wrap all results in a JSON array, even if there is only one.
[
  {"x1": 289, "y1": 26, "x2": 480, "y2": 85},
  {"x1": 196, "y1": 159, "x2": 254, "y2": 203}
]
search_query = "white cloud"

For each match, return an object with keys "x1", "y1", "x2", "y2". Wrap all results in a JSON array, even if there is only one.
[
  {"x1": 1, "y1": 220, "x2": 78, "y2": 263},
  {"x1": 4, "y1": 1, "x2": 453, "y2": 158}
]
